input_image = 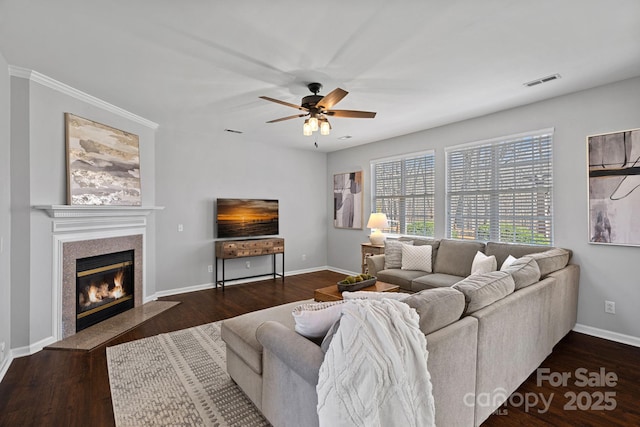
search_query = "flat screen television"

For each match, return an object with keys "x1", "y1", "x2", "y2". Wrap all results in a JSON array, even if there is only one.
[{"x1": 216, "y1": 198, "x2": 279, "y2": 239}]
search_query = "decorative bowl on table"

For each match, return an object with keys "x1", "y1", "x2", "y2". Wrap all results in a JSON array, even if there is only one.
[{"x1": 337, "y1": 274, "x2": 377, "y2": 292}]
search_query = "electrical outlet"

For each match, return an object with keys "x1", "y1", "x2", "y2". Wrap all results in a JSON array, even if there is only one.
[
  {"x1": 302, "y1": 254, "x2": 307, "y2": 261},
  {"x1": 177, "y1": 224, "x2": 184, "y2": 232},
  {"x1": 207, "y1": 265, "x2": 213, "y2": 273},
  {"x1": 605, "y1": 300, "x2": 616, "y2": 314},
  {"x1": 0, "y1": 342, "x2": 5, "y2": 360},
  {"x1": 245, "y1": 261, "x2": 251, "y2": 269}
]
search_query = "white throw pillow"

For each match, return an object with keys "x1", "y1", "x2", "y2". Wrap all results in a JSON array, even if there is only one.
[
  {"x1": 471, "y1": 251, "x2": 497, "y2": 275},
  {"x1": 500, "y1": 255, "x2": 517, "y2": 271},
  {"x1": 292, "y1": 301, "x2": 344, "y2": 338},
  {"x1": 401, "y1": 244, "x2": 433, "y2": 272}
]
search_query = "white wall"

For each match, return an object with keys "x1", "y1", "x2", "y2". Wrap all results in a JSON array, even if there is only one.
[
  {"x1": 328, "y1": 77, "x2": 640, "y2": 341},
  {"x1": 0, "y1": 53, "x2": 11, "y2": 372},
  {"x1": 154, "y1": 127, "x2": 328, "y2": 293},
  {"x1": 8, "y1": 72, "x2": 158, "y2": 350}
]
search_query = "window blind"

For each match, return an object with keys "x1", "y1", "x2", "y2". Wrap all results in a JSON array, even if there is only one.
[
  {"x1": 446, "y1": 130, "x2": 553, "y2": 245},
  {"x1": 371, "y1": 151, "x2": 435, "y2": 237}
]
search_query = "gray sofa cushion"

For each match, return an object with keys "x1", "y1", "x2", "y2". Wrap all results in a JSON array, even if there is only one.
[
  {"x1": 221, "y1": 299, "x2": 309, "y2": 374},
  {"x1": 404, "y1": 288, "x2": 465, "y2": 334},
  {"x1": 411, "y1": 273, "x2": 464, "y2": 291},
  {"x1": 527, "y1": 248, "x2": 571, "y2": 277},
  {"x1": 504, "y1": 256, "x2": 541, "y2": 290},
  {"x1": 384, "y1": 239, "x2": 413, "y2": 269},
  {"x1": 433, "y1": 239, "x2": 485, "y2": 277},
  {"x1": 377, "y1": 268, "x2": 426, "y2": 291},
  {"x1": 452, "y1": 271, "x2": 515, "y2": 314}
]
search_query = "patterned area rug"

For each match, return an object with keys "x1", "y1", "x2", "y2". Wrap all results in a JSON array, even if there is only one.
[{"x1": 107, "y1": 322, "x2": 270, "y2": 426}]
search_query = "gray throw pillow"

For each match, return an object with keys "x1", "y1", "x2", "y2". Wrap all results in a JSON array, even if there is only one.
[
  {"x1": 384, "y1": 239, "x2": 413, "y2": 269},
  {"x1": 452, "y1": 271, "x2": 515, "y2": 314},
  {"x1": 504, "y1": 256, "x2": 540, "y2": 290},
  {"x1": 404, "y1": 288, "x2": 465, "y2": 335}
]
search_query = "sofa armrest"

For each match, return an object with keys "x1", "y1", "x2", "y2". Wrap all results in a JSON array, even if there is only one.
[
  {"x1": 256, "y1": 320, "x2": 324, "y2": 385},
  {"x1": 366, "y1": 254, "x2": 386, "y2": 276}
]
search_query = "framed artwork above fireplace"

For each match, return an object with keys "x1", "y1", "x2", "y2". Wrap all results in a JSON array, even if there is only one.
[{"x1": 65, "y1": 113, "x2": 142, "y2": 206}]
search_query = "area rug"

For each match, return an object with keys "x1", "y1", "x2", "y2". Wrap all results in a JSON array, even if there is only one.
[{"x1": 106, "y1": 321, "x2": 270, "y2": 426}]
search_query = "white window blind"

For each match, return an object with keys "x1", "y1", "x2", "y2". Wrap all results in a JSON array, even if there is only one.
[
  {"x1": 446, "y1": 129, "x2": 553, "y2": 245},
  {"x1": 371, "y1": 151, "x2": 435, "y2": 237}
]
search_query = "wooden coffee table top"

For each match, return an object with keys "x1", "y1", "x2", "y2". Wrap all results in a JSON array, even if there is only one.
[{"x1": 314, "y1": 281, "x2": 400, "y2": 302}]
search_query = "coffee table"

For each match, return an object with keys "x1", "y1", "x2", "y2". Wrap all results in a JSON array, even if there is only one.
[{"x1": 314, "y1": 281, "x2": 400, "y2": 302}]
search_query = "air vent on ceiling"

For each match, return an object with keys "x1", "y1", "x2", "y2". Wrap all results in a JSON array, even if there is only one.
[
  {"x1": 524, "y1": 74, "x2": 561, "y2": 87},
  {"x1": 224, "y1": 129, "x2": 243, "y2": 134}
]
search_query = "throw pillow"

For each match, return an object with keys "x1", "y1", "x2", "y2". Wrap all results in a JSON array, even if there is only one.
[
  {"x1": 404, "y1": 288, "x2": 465, "y2": 335},
  {"x1": 292, "y1": 301, "x2": 344, "y2": 338},
  {"x1": 401, "y1": 244, "x2": 433, "y2": 272},
  {"x1": 471, "y1": 251, "x2": 497, "y2": 275},
  {"x1": 504, "y1": 256, "x2": 541, "y2": 290},
  {"x1": 500, "y1": 255, "x2": 517, "y2": 271},
  {"x1": 342, "y1": 291, "x2": 411, "y2": 301},
  {"x1": 452, "y1": 271, "x2": 515, "y2": 314},
  {"x1": 384, "y1": 239, "x2": 414, "y2": 269}
]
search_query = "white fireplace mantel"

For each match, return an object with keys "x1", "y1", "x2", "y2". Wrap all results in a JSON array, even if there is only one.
[
  {"x1": 34, "y1": 205, "x2": 164, "y2": 218},
  {"x1": 34, "y1": 205, "x2": 164, "y2": 233}
]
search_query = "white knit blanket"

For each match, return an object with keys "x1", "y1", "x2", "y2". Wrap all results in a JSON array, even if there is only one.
[{"x1": 316, "y1": 299, "x2": 435, "y2": 427}]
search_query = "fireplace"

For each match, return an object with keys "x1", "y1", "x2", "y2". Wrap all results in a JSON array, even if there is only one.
[{"x1": 76, "y1": 250, "x2": 135, "y2": 332}]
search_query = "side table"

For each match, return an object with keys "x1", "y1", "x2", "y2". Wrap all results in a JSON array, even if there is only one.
[{"x1": 361, "y1": 242, "x2": 384, "y2": 273}]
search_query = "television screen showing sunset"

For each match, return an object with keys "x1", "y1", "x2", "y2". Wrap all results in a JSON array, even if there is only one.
[{"x1": 216, "y1": 199, "x2": 279, "y2": 238}]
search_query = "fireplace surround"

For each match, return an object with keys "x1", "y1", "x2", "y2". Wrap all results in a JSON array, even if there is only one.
[
  {"x1": 62, "y1": 234, "x2": 143, "y2": 338},
  {"x1": 36, "y1": 205, "x2": 162, "y2": 341}
]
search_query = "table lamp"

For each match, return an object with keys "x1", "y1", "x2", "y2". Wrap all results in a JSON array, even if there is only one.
[{"x1": 367, "y1": 213, "x2": 389, "y2": 245}]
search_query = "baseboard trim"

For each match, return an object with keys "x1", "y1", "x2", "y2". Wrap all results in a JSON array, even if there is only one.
[
  {"x1": 573, "y1": 323, "x2": 640, "y2": 348},
  {"x1": 152, "y1": 266, "x2": 330, "y2": 299},
  {"x1": 0, "y1": 351, "x2": 13, "y2": 383}
]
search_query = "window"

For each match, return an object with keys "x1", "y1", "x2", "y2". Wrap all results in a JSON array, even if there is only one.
[
  {"x1": 446, "y1": 129, "x2": 553, "y2": 245},
  {"x1": 371, "y1": 151, "x2": 435, "y2": 237}
]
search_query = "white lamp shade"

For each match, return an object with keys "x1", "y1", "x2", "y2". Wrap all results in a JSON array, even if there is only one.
[{"x1": 367, "y1": 213, "x2": 389, "y2": 229}]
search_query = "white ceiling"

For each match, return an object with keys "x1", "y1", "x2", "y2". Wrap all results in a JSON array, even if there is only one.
[{"x1": 1, "y1": 0, "x2": 639, "y2": 152}]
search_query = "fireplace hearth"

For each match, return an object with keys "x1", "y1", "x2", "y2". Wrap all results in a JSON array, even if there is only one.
[{"x1": 76, "y1": 250, "x2": 135, "y2": 332}]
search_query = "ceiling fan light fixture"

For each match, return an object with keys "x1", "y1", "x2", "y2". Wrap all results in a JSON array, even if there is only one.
[
  {"x1": 309, "y1": 116, "x2": 319, "y2": 132},
  {"x1": 303, "y1": 120, "x2": 312, "y2": 136},
  {"x1": 320, "y1": 120, "x2": 330, "y2": 135}
]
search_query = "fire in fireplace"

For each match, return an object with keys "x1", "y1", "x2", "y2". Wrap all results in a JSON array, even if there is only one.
[{"x1": 76, "y1": 250, "x2": 135, "y2": 332}]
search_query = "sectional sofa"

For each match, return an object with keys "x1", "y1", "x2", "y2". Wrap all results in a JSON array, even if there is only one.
[{"x1": 221, "y1": 239, "x2": 579, "y2": 426}]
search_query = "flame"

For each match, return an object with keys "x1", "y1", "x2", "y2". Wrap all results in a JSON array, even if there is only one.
[
  {"x1": 110, "y1": 269, "x2": 124, "y2": 298},
  {"x1": 79, "y1": 268, "x2": 127, "y2": 307}
]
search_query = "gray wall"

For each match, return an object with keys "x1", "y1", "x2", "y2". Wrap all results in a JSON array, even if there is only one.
[
  {"x1": 154, "y1": 127, "x2": 328, "y2": 293},
  {"x1": 0, "y1": 54, "x2": 11, "y2": 367},
  {"x1": 9, "y1": 74, "x2": 158, "y2": 348},
  {"x1": 328, "y1": 76, "x2": 640, "y2": 340}
]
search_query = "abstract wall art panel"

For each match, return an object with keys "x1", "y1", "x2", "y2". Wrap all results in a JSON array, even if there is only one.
[
  {"x1": 588, "y1": 128, "x2": 640, "y2": 246},
  {"x1": 333, "y1": 171, "x2": 363, "y2": 229},
  {"x1": 65, "y1": 113, "x2": 141, "y2": 205}
]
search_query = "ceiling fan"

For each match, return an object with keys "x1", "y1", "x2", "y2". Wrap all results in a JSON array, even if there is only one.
[{"x1": 260, "y1": 83, "x2": 376, "y2": 136}]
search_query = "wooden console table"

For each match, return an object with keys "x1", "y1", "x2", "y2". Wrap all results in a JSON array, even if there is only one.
[{"x1": 214, "y1": 238, "x2": 284, "y2": 290}]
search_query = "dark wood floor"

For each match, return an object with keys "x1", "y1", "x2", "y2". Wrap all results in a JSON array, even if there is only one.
[{"x1": 0, "y1": 270, "x2": 638, "y2": 426}]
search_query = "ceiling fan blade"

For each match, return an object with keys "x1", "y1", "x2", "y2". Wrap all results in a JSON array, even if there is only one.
[
  {"x1": 317, "y1": 88, "x2": 348, "y2": 110},
  {"x1": 325, "y1": 109, "x2": 377, "y2": 119},
  {"x1": 259, "y1": 96, "x2": 307, "y2": 111},
  {"x1": 266, "y1": 113, "x2": 308, "y2": 123}
]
